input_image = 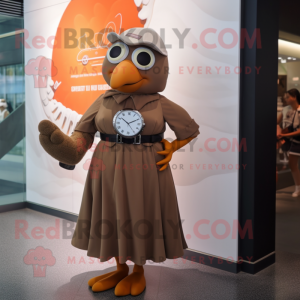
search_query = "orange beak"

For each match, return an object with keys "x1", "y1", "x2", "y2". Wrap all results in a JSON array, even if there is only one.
[{"x1": 110, "y1": 60, "x2": 145, "y2": 93}]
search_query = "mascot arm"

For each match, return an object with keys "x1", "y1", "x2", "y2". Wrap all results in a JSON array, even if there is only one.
[
  {"x1": 38, "y1": 119, "x2": 94, "y2": 165},
  {"x1": 156, "y1": 95, "x2": 200, "y2": 171}
]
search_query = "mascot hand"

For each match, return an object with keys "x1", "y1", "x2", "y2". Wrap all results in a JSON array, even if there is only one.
[
  {"x1": 156, "y1": 137, "x2": 196, "y2": 171},
  {"x1": 156, "y1": 139, "x2": 174, "y2": 171},
  {"x1": 38, "y1": 120, "x2": 93, "y2": 165}
]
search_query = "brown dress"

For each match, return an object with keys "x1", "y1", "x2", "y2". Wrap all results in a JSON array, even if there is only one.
[{"x1": 71, "y1": 89, "x2": 200, "y2": 265}]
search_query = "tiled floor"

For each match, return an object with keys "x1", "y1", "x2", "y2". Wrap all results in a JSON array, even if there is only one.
[
  {"x1": 0, "y1": 188, "x2": 300, "y2": 300},
  {"x1": 276, "y1": 186, "x2": 300, "y2": 255}
]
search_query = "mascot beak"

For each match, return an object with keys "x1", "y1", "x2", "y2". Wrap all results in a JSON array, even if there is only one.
[{"x1": 110, "y1": 60, "x2": 145, "y2": 93}]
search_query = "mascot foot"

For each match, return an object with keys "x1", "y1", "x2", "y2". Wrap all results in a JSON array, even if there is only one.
[
  {"x1": 89, "y1": 258, "x2": 129, "y2": 292},
  {"x1": 114, "y1": 264, "x2": 146, "y2": 296},
  {"x1": 88, "y1": 270, "x2": 116, "y2": 287}
]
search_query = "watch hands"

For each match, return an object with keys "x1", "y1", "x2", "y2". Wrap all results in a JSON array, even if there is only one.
[
  {"x1": 128, "y1": 119, "x2": 139, "y2": 124},
  {"x1": 128, "y1": 124, "x2": 134, "y2": 132},
  {"x1": 121, "y1": 118, "x2": 129, "y2": 125},
  {"x1": 120, "y1": 118, "x2": 134, "y2": 133}
]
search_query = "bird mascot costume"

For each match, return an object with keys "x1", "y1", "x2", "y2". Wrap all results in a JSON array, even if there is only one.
[{"x1": 38, "y1": 27, "x2": 200, "y2": 296}]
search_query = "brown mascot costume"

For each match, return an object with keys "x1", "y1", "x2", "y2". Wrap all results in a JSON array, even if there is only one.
[{"x1": 38, "y1": 27, "x2": 200, "y2": 296}]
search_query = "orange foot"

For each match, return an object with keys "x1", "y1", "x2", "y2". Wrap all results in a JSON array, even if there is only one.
[
  {"x1": 89, "y1": 263, "x2": 129, "y2": 292},
  {"x1": 114, "y1": 264, "x2": 146, "y2": 296}
]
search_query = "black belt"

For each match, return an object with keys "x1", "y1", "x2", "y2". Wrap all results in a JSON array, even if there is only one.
[
  {"x1": 59, "y1": 132, "x2": 164, "y2": 170},
  {"x1": 100, "y1": 132, "x2": 164, "y2": 144}
]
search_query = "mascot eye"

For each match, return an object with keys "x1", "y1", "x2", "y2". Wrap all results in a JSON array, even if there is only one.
[
  {"x1": 107, "y1": 42, "x2": 129, "y2": 64},
  {"x1": 132, "y1": 47, "x2": 155, "y2": 70}
]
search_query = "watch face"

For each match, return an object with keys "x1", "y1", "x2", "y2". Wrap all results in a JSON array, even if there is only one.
[{"x1": 113, "y1": 110, "x2": 145, "y2": 137}]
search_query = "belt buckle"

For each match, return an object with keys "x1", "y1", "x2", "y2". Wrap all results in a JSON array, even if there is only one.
[
  {"x1": 133, "y1": 134, "x2": 141, "y2": 145},
  {"x1": 116, "y1": 134, "x2": 123, "y2": 144}
]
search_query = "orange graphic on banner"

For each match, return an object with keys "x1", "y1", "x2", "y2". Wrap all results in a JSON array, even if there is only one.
[{"x1": 52, "y1": 0, "x2": 145, "y2": 115}]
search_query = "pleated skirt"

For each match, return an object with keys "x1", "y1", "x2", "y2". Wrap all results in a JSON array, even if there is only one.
[{"x1": 71, "y1": 140, "x2": 188, "y2": 265}]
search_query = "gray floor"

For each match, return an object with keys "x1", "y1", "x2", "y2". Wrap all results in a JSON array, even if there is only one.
[
  {"x1": 0, "y1": 188, "x2": 300, "y2": 300},
  {"x1": 276, "y1": 185, "x2": 300, "y2": 255}
]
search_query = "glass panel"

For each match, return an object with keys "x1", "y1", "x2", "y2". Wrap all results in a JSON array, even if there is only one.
[
  {"x1": 277, "y1": 46, "x2": 300, "y2": 188},
  {"x1": 0, "y1": 14, "x2": 25, "y2": 206},
  {"x1": 0, "y1": 138, "x2": 26, "y2": 205},
  {"x1": 0, "y1": 14, "x2": 23, "y2": 35}
]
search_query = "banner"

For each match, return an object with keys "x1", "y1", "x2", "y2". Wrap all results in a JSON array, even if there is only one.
[{"x1": 25, "y1": 0, "x2": 241, "y2": 261}]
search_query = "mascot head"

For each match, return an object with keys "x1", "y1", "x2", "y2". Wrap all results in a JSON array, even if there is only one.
[{"x1": 102, "y1": 28, "x2": 169, "y2": 94}]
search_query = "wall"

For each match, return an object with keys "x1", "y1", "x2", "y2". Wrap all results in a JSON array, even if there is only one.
[{"x1": 278, "y1": 61, "x2": 300, "y2": 89}]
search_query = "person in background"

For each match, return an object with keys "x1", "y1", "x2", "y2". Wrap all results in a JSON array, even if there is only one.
[
  {"x1": 277, "y1": 89, "x2": 300, "y2": 197},
  {"x1": 277, "y1": 92, "x2": 293, "y2": 163},
  {"x1": 0, "y1": 99, "x2": 10, "y2": 122}
]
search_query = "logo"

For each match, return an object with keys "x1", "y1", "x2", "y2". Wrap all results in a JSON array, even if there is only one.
[
  {"x1": 83, "y1": 157, "x2": 106, "y2": 178},
  {"x1": 25, "y1": 56, "x2": 58, "y2": 88},
  {"x1": 23, "y1": 246, "x2": 56, "y2": 277}
]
